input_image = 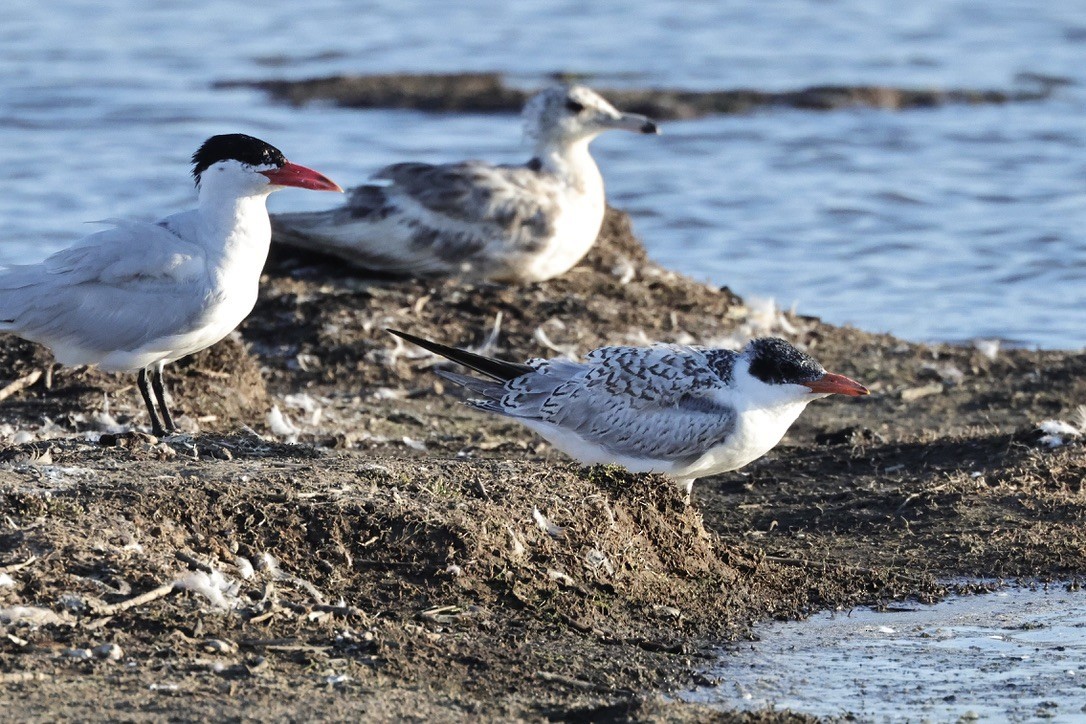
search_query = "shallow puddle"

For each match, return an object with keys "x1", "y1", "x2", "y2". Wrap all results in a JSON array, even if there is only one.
[{"x1": 690, "y1": 585, "x2": 1086, "y2": 722}]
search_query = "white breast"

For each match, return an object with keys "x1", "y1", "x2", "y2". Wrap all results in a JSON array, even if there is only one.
[
  {"x1": 674, "y1": 401, "x2": 809, "y2": 480},
  {"x1": 518, "y1": 186, "x2": 605, "y2": 282}
]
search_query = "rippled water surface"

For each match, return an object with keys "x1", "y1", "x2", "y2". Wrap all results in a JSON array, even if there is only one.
[
  {"x1": 2, "y1": 0, "x2": 1084, "y2": 347},
  {"x1": 690, "y1": 586, "x2": 1086, "y2": 722}
]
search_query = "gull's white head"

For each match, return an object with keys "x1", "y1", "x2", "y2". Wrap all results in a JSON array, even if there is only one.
[
  {"x1": 523, "y1": 85, "x2": 659, "y2": 150},
  {"x1": 191, "y1": 133, "x2": 342, "y2": 200}
]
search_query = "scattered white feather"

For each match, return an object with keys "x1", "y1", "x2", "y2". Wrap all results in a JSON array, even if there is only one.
[
  {"x1": 585, "y1": 548, "x2": 615, "y2": 575},
  {"x1": 974, "y1": 338, "x2": 1001, "y2": 360},
  {"x1": 532, "y1": 508, "x2": 565, "y2": 539},
  {"x1": 92, "y1": 395, "x2": 129, "y2": 434},
  {"x1": 547, "y1": 569, "x2": 576, "y2": 586},
  {"x1": 59, "y1": 594, "x2": 86, "y2": 613},
  {"x1": 93, "y1": 643, "x2": 124, "y2": 660},
  {"x1": 0, "y1": 606, "x2": 65, "y2": 625},
  {"x1": 672, "y1": 330, "x2": 697, "y2": 346},
  {"x1": 173, "y1": 570, "x2": 241, "y2": 610},
  {"x1": 203, "y1": 638, "x2": 238, "y2": 654},
  {"x1": 11, "y1": 431, "x2": 34, "y2": 445},
  {"x1": 1074, "y1": 406, "x2": 1086, "y2": 432},
  {"x1": 295, "y1": 353, "x2": 322, "y2": 372},
  {"x1": 506, "y1": 526, "x2": 526, "y2": 560},
  {"x1": 704, "y1": 296, "x2": 803, "y2": 352},
  {"x1": 94, "y1": 411, "x2": 127, "y2": 434},
  {"x1": 1038, "y1": 434, "x2": 1065, "y2": 448},
  {"x1": 611, "y1": 257, "x2": 637, "y2": 285},
  {"x1": 401, "y1": 436, "x2": 427, "y2": 452},
  {"x1": 1039, "y1": 420, "x2": 1080, "y2": 437},
  {"x1": 470, "y1": 312, "x2": 504, "y2": 357},
  {"x1": 533, "y1": 325, "x2": 579, "y2": 359},
  {"x1": 654, "y1": 604, "x2": 682, "y2": 619},
  {"x1": 0, "y1": 573, "x2": 14, "y2": 587},
  {"x1": 1038, "y1": 415, "x2": 1083, "y2": 448},
  {"x1": 266, "y1": 405, "x2": 299, "y2": 442},
  {"x1": 745, "y1": 295, "x2": 798, "y2": 336},
  {"x1": 370, "y1": 387, "x2": 407, "y2": 401},
  {"x1": 283, "y1": 393, "x2": 322, "y2": 426},
  {"x1": 234, "y1": 556, "x2": 255, "y2": 580},
  {"x1": 258, "y1": 552, "x2": 282, "y2": 577},
  {"x1": 932, "y1": 363, "x2": 965, "y2": 385},
  {"x1": 622, "y1": 328, "x2": 654, "y2": 346}
]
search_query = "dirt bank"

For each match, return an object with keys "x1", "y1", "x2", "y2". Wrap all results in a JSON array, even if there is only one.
[
  {"x1": 1, "y1": 208, "x2": 1084, "y2": 721},
  {"x1": 215, "y1": 71, "x2": 1058, "y2": 119}
]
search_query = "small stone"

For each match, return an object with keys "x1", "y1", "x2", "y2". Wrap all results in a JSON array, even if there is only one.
[
  {"x1": 653, "y1": 605, "x2": 682, "y2": 619},
  {"x1": 203, "y1": 638, "x2": 238, "y2": 654},
  {"x1": 901, "y1": 383, "x2": 943, "y2": 402}
]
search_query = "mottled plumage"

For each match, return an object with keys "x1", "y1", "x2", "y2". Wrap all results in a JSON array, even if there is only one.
[
  {"x1": 389, "y1": 330, "x2": 868, "y2": 500},
  {"x1": 273, "y1": 85, "x2": 659, "y2": 282}
]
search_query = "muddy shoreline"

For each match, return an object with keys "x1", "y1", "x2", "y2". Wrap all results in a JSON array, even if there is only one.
[
  {"x1": 215, "y1": 71, "x2": 1061, "y2": 118},
  {"x1": 1, "y1": 208, "x2": 1084, "y2": 721}
]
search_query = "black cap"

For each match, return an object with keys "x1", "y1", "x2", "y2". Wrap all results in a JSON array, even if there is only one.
[
  {"x1": 746, "y1": 337, "x2": 825, "y2": 385},
  {"x1": 191, "y1": 133, "x2": 286, "y2": 186}
]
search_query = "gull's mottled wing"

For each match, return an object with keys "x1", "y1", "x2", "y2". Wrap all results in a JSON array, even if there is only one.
[
  {"x1": 481, "y1": 346, "x2": 741, "y2": 463},
  {"x1": 272, "y1": 160, "x2": 563, "y2": 276}
]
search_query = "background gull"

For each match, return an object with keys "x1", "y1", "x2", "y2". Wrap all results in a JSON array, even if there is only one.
[
  {"x1": 389, "y1": 330, "x2": 868, "y2": 500},
  {"x1": 272, "y1": 85, "x2": 659, "y2": 283}
]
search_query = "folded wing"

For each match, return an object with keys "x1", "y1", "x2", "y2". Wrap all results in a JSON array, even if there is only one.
[
  {"x1": 0, "y1": 218, "x2": 209, "y2": 361},
  {"x1": 272, "y1": 160, "x2": 562, "y2": 276},
  {"x1": 477, "y1": 346, "x2": 741, "y2": 463}
]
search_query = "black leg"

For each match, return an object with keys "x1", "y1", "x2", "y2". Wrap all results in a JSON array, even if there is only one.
[
  {"x1": 137, "y1": 368, "x2": 165, "y2": 437},
  {"x1": 150, "y1": 365, "x2": 176, "y2": 433}
]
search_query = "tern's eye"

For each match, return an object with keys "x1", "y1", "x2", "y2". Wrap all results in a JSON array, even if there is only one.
[{"x1": 565, "y1": 99, "x2": 585, "y2": 113}]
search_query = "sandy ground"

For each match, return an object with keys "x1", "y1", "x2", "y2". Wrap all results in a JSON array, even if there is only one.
[{"x1": 1, "y1": 208, "x2": 1084, "y2": 722}]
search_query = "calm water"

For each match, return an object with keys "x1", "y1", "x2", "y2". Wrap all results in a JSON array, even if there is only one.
[
  {"x1": 2, "y1": 0, "x2": 1084, "y2": 347},
  {"x1": 690, "y1": 586, "x2": 1086, "y2": 721}
]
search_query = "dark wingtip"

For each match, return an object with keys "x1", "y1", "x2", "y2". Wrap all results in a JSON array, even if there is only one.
[
  {"x1": 387, "y1": 328, "x2": 422, "y2": 345},
  {"x1": 386, "y1": 328, "x2": 534, "y2": 382},
  {"x1": 641, "y1": 120, "x2": 660, "y2": 134}
]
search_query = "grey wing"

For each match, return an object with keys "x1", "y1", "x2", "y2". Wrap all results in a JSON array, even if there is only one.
[
  {"x1": 496, "y1": 347, "x2": 740, "y2": 462},
  {"x1": 379, "y1": 162, "x2": 556, "y2": 223},
  {"x1": 0, "y1": 220, "x2": 209, "y2": 357},
  {"x1": 272, "y1": 160, "x2": 562, "y2": 276},
  {"x1": 378, "y1": 161, "x2": 562, "y2": 253}
]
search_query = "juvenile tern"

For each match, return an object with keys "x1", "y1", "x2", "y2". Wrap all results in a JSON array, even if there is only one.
[
  {"x1": 0, "y1": 133, "x2": 341, "y2": 435},
  {"x1": 273, "y1": 85, "x2": 659, "y2": 282},
  {"x1": 389, "y1": 330, "x2": 868, "y2": 499}
]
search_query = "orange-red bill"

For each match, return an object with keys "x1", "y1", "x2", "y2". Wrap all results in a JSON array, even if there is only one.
[
  {"x1": 260, "y1": 161, "x2": 342, "y2": 192},
  {"x1": 804, "y1": 372, "x2": 869, "y2": 397}
]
